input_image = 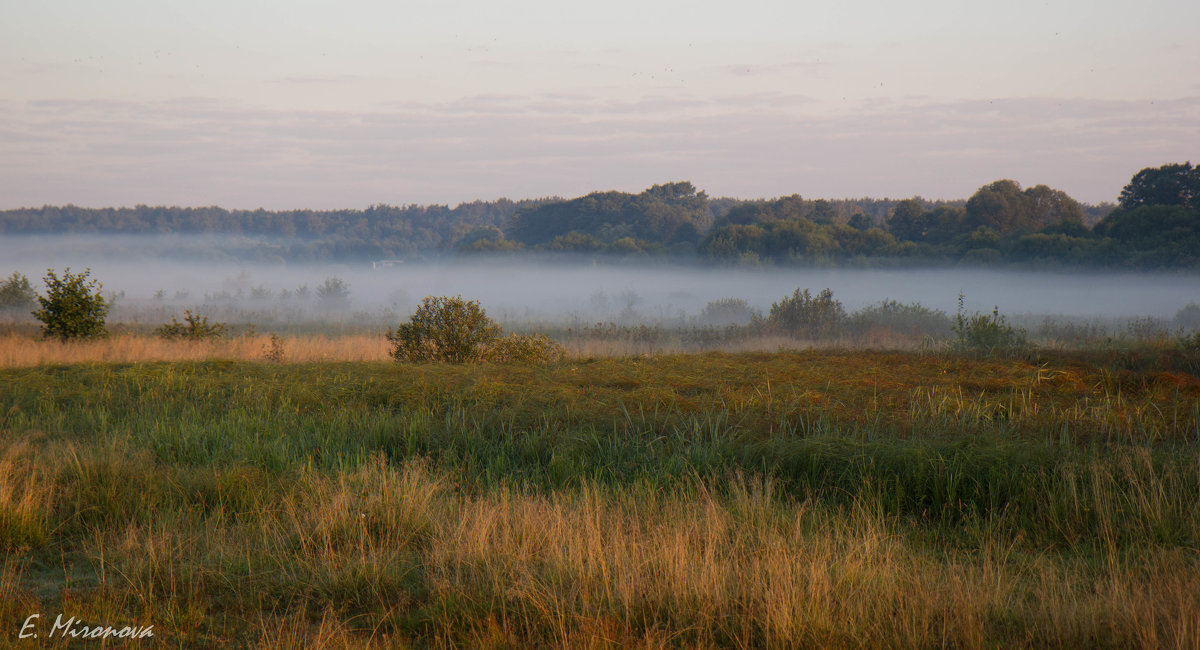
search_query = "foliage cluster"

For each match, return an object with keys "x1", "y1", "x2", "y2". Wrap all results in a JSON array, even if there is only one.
[
  {"x1": 0, "y1": 272, "x2": 36, "y2": 310},
  {"x1": 314, "y1": 276, "x2": 351, "y2": 309},
  {"x1": 506, "y1": 181, "x2": 711, "y2": 253},
  {"x1": 845, "y1": 299, "x2": 954, "y2": 339},
  {"x1": 31, "y1": 268, "x2": 109, "y2": 341},
  {"x1": 388, "y1": 295, "x2": 563, "y2": 364},
  {"x1": 953, "y1": 295, "x2": 1027, "y2": 355},
  {"x1": 155, "y1": 310, "x2": 229, "y2": 341},
  {"x1": 696, "y1": 297, "x2": 761, "y2": 327},
  {"x1": 768, "y1": 288, "x2": 846, "y2": 336},
  {"x1": 483, "y1": 332, "x2": 566, "y2": 364}
]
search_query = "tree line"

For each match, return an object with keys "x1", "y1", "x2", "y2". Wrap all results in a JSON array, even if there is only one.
[{"x1": 2, "y1": 164, "x2": 1197, "y2": 268}]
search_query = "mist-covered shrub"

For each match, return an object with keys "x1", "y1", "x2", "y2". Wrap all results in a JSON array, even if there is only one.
[
  {"x1": 1176, "y1": 330, "x2": 1200, "y2": 376},
  {"x1": 32, "y1": 268, "x2": 109, "y2": 341},
  {"x1": 846, "y1": 299, "x2": 953, "y2": 340},
  {"x1": 1173, "y1": 303, "x2": 1200, "y2": 333},
  {"x1": 388, "y1": 295, "x2": 504, "y2": 363},
  {"x1": 768, "y1": 288, "x2": 845, "y2": 337},
  {"x1": 156, "y1": 310, "x2": 229, "y2": 341},
  {"x1": 483, "y1": 333, "x2": 566, "y2": 364},
  {"x1": 697, "y1": 298, "x2": 761, "y2": 327},
  {"x1": 1033, "y1": 318, "x2": 1107, "y2": 348},
  {"x1": 1122, "y1": 316, "x2": 1170, "y2": 342},
  {"x1": 953, "y1": 297, "x2": 1026, "y2": 354},
  {"x1": 0, "y1": 272, "x2": 37, "y2": 310},
  {"x1": 316, "y1": 277, "x2": 351, "y2": 310}
]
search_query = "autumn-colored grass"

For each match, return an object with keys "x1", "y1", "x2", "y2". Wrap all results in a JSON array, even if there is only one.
[
  {"x1": 0, "y1": 333, "x2": 392, "y2": 366},
  {"x1": 2, "y1": 350, "x2": 1199, "y2": 646}
]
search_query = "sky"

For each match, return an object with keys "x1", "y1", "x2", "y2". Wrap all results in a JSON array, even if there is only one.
[{"x1": 1, "y1": 0, "x2": 1198, "y2": 209}]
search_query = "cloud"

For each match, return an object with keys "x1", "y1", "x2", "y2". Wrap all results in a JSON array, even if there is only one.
[{"x1": 1, "y1": 93, "x2": 1196, "y2": 209}]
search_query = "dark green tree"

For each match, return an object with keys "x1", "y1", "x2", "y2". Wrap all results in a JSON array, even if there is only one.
[
  {"x1": 965, "y1": 180, "x2": 1029, "y2": 234},
  {"x1": 965, "y1": 180, "x2": 1084, "y2": 235},
  {"x1": 847, "y1": 213, "x2": 873, "y2": 231},
  {"x1": 32, "y1": 268, "x2": 109, "y2": 341},
  {"x1": 1118, "y1": 162, "x2": 1199, "y2": 210},
  {"x1": 887, "y1": 199, "x2": 929, "y2": 241},
  {"x1": 1025, "y1": 184, "x2": 1085, "y2": 229}
]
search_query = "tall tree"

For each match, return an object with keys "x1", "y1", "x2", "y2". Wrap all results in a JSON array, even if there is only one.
[
  {"x1": 1118, "y1": 162, "x2": 1199, "y2": 210},
  {"x1": 965, "y1": 180, "x2": 1084, "y2": 235},
  {"x1": 887, "y1": 199, "x2": 928, "y2": 242},
  {"x1": 965, "y1": 180, "x2": 1028, "y2": 234}
]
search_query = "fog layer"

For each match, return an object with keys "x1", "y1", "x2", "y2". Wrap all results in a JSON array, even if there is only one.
[{"x1": 3, "y1": 235, "x2": 1198, "y2": 322}]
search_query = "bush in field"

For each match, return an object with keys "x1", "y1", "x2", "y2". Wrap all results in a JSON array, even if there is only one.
[
  {"x1": 156, "y1": 310, "x2": 229, "y2": 341},
  {"x1": 389, "y1": 296, "x2": 564, "y2": 364},
  {"x1": 954, "y1": 295, "x2": 1026, "y2": 354},
  {"x1": 32, "y1": 268, "x2": 109, "y2": 341},
  {"x1": 0, "y1": 272, "x2": 37, "y2": 310},
  {"x1": 768, "y1": 288, "x2": 845, "y2": 337},
  {"x1": 388, "y1": 295, "x2": 503, "y2": 363},
  {"x1": 483, "y1": 333, "x2": 566, "y2": 364},
  {"x1": 697, "y1": 298, "x2": 761, "y2": 327},
  {"x1": 846, "y1": 299, "x2": 954, "y2": 340}
]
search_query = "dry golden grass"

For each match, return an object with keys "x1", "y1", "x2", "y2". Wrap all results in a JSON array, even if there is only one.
[
  {"x1": 6, "y1": 445, "x2": 1190, "y2": 648},
  {"x1": 0, "y1": 333, "x2": 392, "y2": 366},
  {"x1": 0, "y1": 331, "x2": 932, "y2": 367}
]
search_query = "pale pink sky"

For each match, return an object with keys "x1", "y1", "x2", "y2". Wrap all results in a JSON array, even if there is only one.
[{"x1": 2, "y1": 0, "x2": 1197, "y2": 209}]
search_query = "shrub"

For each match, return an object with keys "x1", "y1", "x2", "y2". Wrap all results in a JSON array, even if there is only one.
[
  {"x1": 156, "y1": 310, "x2": 229, "y2": 341},
  {"x1": 483, "y1": 333, "x2": 566, "y2": 364},
  {"x1": 697, "y1": 298, "x2": 761, "y2": 327},
  {"x1": 768, "y1": 288, "x2": 845, "y2": 337},
  {"x1": 388, "y1": 296, "x2": 503, "y2": 363},
  {"x1": 954, "y1": 295, "x2": 1026, "y2": 354},
  {"x1": 263, "y1": 334, "x2": 285, "y2": 363},
  {"x1": 316, "y1": 277, "x2": 351, "y2": 310},
  {"x1": 1175, "y1": 303, "x2": 1200, "y2": 332},
  {"x1": 389, "y1": 296, "x2": 564, "y2": 364},
  {"x1": 846, "y1": 299, "x2": 954, "y2": 340},
  {"x1": 31, "y1": 268, "x2": 109, "y2": 341},
  {"x1": 0, "y1": 272, "x2": 37, "y2": 310}
]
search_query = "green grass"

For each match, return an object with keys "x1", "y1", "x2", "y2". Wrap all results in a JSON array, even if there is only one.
[{"x1": 2, "y1": 351, "x2": 1199, "y2": 646}]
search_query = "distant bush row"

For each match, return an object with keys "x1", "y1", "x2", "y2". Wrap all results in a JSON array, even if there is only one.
[{"x1": 8, "y1": 269, "x2": 1200, "y2": 366}]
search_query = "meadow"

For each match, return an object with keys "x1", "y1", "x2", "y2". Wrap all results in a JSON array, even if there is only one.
[{"x1": 2, "y1": 330, "x2": 1200, "y2": 647}]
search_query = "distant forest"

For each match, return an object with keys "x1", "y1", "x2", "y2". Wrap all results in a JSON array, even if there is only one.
[{"x1": 2, "y1": 163, "x2": 1198, "y2": 268}]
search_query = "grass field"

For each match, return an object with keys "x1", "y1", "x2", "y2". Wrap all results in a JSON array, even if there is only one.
[{"x1": 2, "y1": 336, "x2": 1200, "y2": 647}]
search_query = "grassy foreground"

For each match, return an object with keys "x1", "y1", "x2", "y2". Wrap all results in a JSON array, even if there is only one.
[{"x1": 2, "y1": 350, "x2": 1200, "y2": 647}]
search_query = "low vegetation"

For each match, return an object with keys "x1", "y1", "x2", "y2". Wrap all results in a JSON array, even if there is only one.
[
  {"x1": 1, "y1": 335, "x2": 1199, "y2": 646},
  {"x1": 388, "y1": 295, "x2": 564, "y2": 364},
  {"x1": 155, "y1": 310, "x2": 229, "y2": 341}
]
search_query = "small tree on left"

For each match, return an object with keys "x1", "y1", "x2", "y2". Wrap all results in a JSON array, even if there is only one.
[
  {"x1": 0, "y1": 272, "x2": 37, "y2": 310},
  {"x1": 32, "y1": 268, "x2": 110, "y2": 341}
]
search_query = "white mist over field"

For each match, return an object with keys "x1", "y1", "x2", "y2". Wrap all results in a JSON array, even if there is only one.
[{"x1": 2, "y1": 235, "x2": 1198, "y2": 324}]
